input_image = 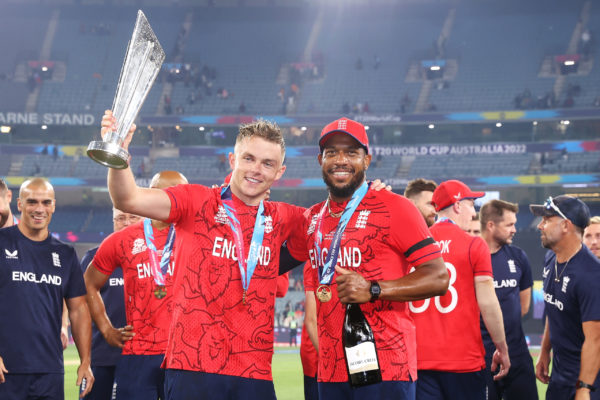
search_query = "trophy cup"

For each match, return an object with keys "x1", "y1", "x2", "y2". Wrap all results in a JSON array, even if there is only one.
[{"x1": 87, "y1": 10, "x2": 165, "y2": 169}]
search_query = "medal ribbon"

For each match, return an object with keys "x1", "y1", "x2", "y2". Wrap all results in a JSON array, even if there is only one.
[
  {"x1": 220, "y1": 185, "x2": 266, "y2": 297},
  {"x1": 314, "y1": 181, "x2": 369, "y2": 285},
  {"x1": 143, "y1": 218, "x2": 176, "y2": 286},
  {"x1": 13, "y1": 215, "x2": 19, "y2": 225}
]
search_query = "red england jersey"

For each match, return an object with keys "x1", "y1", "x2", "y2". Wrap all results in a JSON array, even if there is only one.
[
  {"x1": 287, "y1": 189, "x2": 441, "y2": 383},
  {"x1": 411, "y1": 220, "x2": 492, "y2": 372},
  {"x1": 92, "y1": 221, "x2": 174, "y2": 355},
  {"x1": 301, "y1": 263, "x2": 318, "y2": 378},
  {"x1": 162, "y1": 184, "x2": 304, "y2": 380}
]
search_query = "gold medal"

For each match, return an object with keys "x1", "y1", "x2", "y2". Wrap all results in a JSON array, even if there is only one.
[
  {"x1": 316, "y1": 285, "x2": 332, "y2": 302},
  {"x1": 153, "y1": 285, "x2": 167, "y2": 299}
]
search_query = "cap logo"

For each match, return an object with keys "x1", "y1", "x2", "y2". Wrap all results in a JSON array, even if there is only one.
[
  {"x1": 453, "y1": 192, "x2": 461, "y2": 200},
  {"x1": 337, "y1": 119, "x2": 347, "y2": 130}
]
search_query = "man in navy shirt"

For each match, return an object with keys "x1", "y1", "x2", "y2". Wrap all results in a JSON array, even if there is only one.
[
  {"x1": 0, "y1": 178, "x2": 94, "y2": 398},
  {"x1": 80, "y1": 208, "x2": 141, "y2": 400},
  {"x1": 480, "y1": 199, "x2": 537, "y2": 400},
  {"x1": 532, "y1": 195, "x2": 600, "y2": 400}
]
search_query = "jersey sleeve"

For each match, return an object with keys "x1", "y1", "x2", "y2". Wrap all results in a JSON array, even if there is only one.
[
  {"x1": 64, "y1": 248, "x2": 87, "y2": 299},
  {"x1": 92, "y1": 231, "x2": 122, "y2": 276},
  {"x1": 303, "y1": 262, "x2": 316, "y2": 292},
  {"x1": 80, "y1": 247, "x2": 97, "y2": 273},
  {"x1": 389, "y1": 195, "x2": 441, "y2": 266},
  {"x1": 469, "y1": 237, "x2": 493, "y2": 277},
  {"x1": 285, "y1": 207, "x2": 311, "y2": 263},
  {"x1": 165, "y1": 183, "x2": 210, "y2": 225},
  {"x1": 577, "y1": 266, "x2": 600, "y2": 323},
  {"x1": 517, "y1": 247, "x2": 533, "y2": 290}
]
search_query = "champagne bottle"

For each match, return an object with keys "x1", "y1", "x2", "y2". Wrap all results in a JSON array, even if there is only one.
[{"x1": 342, "y1": 303, "x2": 382, "y2": 387}]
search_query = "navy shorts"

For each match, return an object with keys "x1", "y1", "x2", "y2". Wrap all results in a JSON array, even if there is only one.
[
  {"x1": 318, "y1": 379, "x2": 415, "y2": 400},
  {"x1": 417, "y1": 370, "x2": 486, "y2": 400},
  {"x1": 0, "y1": 373, "x2": 63, "y2": 400},
  {"x1": 113, "y1": 354, "x2": 165, "y2": 400},
  {"x1": 81, "y1": 365, "x2": 116, "y2": 400},
  {"x1": 304, "y1": 374, "x2": 319, "y2": 400},
  {"x1": 164, "y1": 369, "x2": 276, "y2": 400},
  {"x1": 484, "y1": 353, "x2": 538, "y2": 400}
]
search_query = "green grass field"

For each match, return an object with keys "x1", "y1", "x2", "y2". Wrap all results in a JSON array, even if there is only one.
[{"x1": 64, "y1": 346, "x2": 548, "y2": 399}]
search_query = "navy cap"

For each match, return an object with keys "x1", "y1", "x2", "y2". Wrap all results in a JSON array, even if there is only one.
[{"x1": 529, "y1": 195, "x2": 590, "y2": 230}]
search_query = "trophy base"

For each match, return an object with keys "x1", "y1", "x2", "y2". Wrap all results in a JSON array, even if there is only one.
[{"x1": 87, "y1": 141, "x2": 130, "y2": 169}]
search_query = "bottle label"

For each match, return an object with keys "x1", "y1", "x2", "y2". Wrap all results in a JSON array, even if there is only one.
[{"x1": 345, "y1": 342, "x2": 379, "y2": 374}]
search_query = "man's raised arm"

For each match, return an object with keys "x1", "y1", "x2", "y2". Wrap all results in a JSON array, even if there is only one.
[{"x1": 101, "y1": 110, "x2": 171, "y2": 221}]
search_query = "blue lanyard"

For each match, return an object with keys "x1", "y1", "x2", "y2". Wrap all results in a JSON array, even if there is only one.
[
  {"x1": 435, "y1": 216, "x2": 456, "y2": 225},
  {"x1": 143, "y1": 218, "x2": 176, "y2": 286},
  {"x1": 314, "y1": 181, "x2": 369, "y2": 285},
  {"x1": 220, "y1": 186, "x2": 266, "y2": 301}
]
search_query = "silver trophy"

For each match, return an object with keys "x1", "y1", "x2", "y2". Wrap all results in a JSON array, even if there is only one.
[{"x1": 88, "y1": 10, "x2": 165, "y2": 169}]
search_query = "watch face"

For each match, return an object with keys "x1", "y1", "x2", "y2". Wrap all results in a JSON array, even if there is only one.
[{"x1": 370, "y1": 282, "x2": 381, "y2": 296}]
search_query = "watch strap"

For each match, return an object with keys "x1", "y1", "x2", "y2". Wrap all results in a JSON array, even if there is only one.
[{"x1": 576, "y1": 380, "x2": 596, "y2": 392}]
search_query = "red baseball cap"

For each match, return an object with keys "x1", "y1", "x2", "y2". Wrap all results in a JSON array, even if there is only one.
[
  {"x1": 432, "y1": 180, "x2": 485, "y2": 211},
  {"x1": 319, "y1": 117, "x2": 369, "y2": 154}
]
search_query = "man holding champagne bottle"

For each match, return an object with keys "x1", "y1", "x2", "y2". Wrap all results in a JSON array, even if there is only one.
[{"x1": 287, "y1": 117, "x2": 448, "y2": 399}]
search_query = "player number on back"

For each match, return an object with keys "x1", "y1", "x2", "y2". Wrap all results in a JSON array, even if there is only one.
[{"x1": 409, "y1": 262, "x2": 457, "y2": 314}]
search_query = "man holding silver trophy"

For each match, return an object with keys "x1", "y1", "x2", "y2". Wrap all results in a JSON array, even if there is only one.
[
  {"x1": 89, "y1": 9, "x2": 316, "y2": 399},
  {"x1": 97, "y1": 110, "x2": 308, "y2": 400}
]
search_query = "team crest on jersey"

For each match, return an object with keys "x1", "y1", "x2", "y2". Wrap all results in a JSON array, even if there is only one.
[
  {"x1": 214, "y1": 206, "x2": 228, "y2": 224},
  {"x1": 132, "y1": 238, "x2": 147, "y2": 255},
  {"x1": 4, "y1": 249, "x2": 18, "y2": 259},
  {"x1": 561, "y1": 276, "x2": 570, "y2": 293},
  {"x1": 264, "y1": 216, "x2": 273, "y2": 233},
  {"x1": 52, "y1": 252, "x2": 61, "y2": 267},
  {"x1": 307, "y1": 214, "x2": 319, "y2": 235},
  {"x1": 354, "y1": 210, "x2": 370, "y2": 229},
  {"x1": 508, "y1": 259, "x2": 516, "y2": 273}
]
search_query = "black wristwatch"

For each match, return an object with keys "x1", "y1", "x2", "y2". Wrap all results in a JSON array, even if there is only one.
[
  {"x1": 576, "y1": 380, "x2": 596, "y2": 392},
  {"x1": 369, "y1": 281, "x2": 381, "y2": 302}
]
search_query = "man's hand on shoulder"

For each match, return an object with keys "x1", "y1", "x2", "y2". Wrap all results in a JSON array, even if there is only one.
[{"x1": 370, "y1": 179, "x2": 392, "y2": 192}]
